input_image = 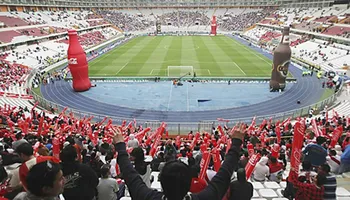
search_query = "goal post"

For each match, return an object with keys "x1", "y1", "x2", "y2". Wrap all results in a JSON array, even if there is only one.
[{"x1": 167, "y1": 66, "x2": 194, "y2": 77}]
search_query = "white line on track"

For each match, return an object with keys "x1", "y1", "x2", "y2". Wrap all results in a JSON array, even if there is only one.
[
  {"x1": 233, "y1": 61, "x2": 246, "y2": 75},
  {"x1": 187, "y1": 83, "x2": 189, "y2": 111},
  {"x1": 207, "y1": 69, "x2": 211, "y2": 75},
  {"x1": 167, "y1": 82, "x2": 173, "y2": 111},
  {"x1": 115, "y1": 62, "x2": 129, "y2": 75}
]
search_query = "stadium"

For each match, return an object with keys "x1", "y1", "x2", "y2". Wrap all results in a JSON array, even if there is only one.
[{"x1": 0, "y1": 0, "x2": 350, "y2": 199}]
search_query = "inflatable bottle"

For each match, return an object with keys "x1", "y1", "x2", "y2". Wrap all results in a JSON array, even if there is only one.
[
  {"x1": 270, "y1": 26, "x2": 292, "y2": 91},
  {"x1": 67, "y1": 29, "x2": 91, "y2": 92}
]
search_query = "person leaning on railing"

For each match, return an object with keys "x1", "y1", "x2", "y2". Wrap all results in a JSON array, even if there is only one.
[{"x1": 112, "y1": 123, "x2": 246, "y2": 200}]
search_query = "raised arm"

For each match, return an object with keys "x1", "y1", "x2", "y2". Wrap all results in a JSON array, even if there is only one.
[
  {"x1": 113, "y1": 132, "x2": 162, "y2": 200},
  {"x1": 194, "y1": 123, "x2": 245, "y2": 200}
]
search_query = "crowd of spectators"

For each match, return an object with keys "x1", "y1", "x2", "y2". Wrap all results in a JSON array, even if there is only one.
[
  {"x1": 0, "y1": 60, "x2": 28, "y2": 91},
  {"x1": 97, "y1": 11, "x2": 153, "y2": 32},
  {"x1": 0, "y1": 102, "x2": 348, "y2": 200},
  {"x1": 218, "y1": 9, "x2": 274, "y2": 31},
  {"x1": 158, "y1": 10, "x2": 211, "y2": 27}
]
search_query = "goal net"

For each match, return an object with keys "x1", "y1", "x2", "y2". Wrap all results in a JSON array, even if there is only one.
[{"x1": 167, "y1": 66, "x2": 194, "y2": 77}]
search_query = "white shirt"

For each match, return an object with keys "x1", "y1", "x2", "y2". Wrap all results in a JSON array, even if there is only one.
[
  {"x1": 327, "y1": 155, "x2": 341, "y2": 173},
  {"x1": 253, "y1": 164, "x2": 270, "y2": 181}
]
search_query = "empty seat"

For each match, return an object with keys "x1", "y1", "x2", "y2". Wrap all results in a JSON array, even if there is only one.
[
  {"x1": 259, "y1": 189, "x2": 278, "y2": 198},
  {"x1": 279, "y1": 182, "x2": 286, "y2": 188},
  {"x1": 252, "y1": 182, "x2": 265, "y2": 189},
  {"x1": 264, "y1": 182, "x2": 280, "y2": 189},
  {"x1": 120, "y1": 197, "x2": 132, "y2": 200},
  {"x1": 336, "y1": 187, "x2": 350, "y2": 197},
  {"x1": 253, "y1": 190, "x2": 260, "y2": 198}
]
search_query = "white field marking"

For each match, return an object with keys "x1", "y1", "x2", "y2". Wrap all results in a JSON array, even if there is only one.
[
  {"x1": 150, "y1": 69, "x2": 167, "y2": 75},
  {"x1": 233, "y1": 61, "x2": 246, "y2": 75},
  {"x1": 187, "y1": 83, "x2": 189, "y2": 111},
  {"x1": 167, "y1": 82, "x2": 173, "y2": 111},
  {"x1": 229, "y1": 37, "x2": 272, "y2": 66},
  {"x1": 207, "y1": 69, "x2": 211, "y2": 75},
  {"x1": 115, "y1": 62, "x2": 129, "y2": 75}
]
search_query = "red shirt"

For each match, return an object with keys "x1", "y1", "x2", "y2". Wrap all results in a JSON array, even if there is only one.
[
  {"x1": 289, "y1": 171, "x2": 324, "y2": 200},
  {"x1": 269, "y1": 162, "x2": 283, "y2": 173},
  {"x1": 190, "y1": 178, "x2": 207, "y2": 193},
  {"x1": 19, "y1": 156, "x2": 60, "y2": 190}
]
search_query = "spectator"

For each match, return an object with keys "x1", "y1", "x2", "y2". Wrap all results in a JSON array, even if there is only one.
[
  {"x1": 113, "y1": 123, "x2": 245, "y2": 200},
  {"x1": 189, "y1": 165, "x2": 207, "y2": 193},
  {"x1": 339, "y1": 144, "x2": 350, "y2": 174},
  {"x1": 289, "y1": 168, "x2": 326, "y2": 200},
  {"x1": 127, "y1": 134, "x2": 139, "y2": 148},
  {"x1": 303, "y1": 136, "x2": 327, "y2": 167},
  {"x1": 268, "y1": 156, "x2": 284, "y2": 182},
  {"x1": 334, "y1": 145, "x2": 343, "y2": 156},
  {"x1": 14, "y1": 161, "x2": 64, "y2": 200},
  {"x1": 326, "y1": 149, "x2": 341, "y2": 174},
  {"x1": 151, "y1": 152, "x2": 164, "y2": 171},
  {"x1": 252, "y1": 156, "x2": 270, "y2": 181},
  {"x1": 16, "y1": 143, "x2": 59, "y2": 191},
  {"x1": 227, "y1": 168, "x2": 253, "y2": 200},
  {"x1": 318, "y1": 164, "x2": 337, "y2": 200},
  {"x1": 299, "y1": 160, "x2": 318, "y2": 183},
  {"x1": 130, "y1": 147, "x2": 151, "y2": 188},
  {"x1": 238, "y1": 152, "x2": 249, "y2": 168},
  {"x1": 97, "y1": 166, "x2": 119, "y2": 200},
  {"x1": 60, "y1": 145, "x2": 99, "y2": 200}
]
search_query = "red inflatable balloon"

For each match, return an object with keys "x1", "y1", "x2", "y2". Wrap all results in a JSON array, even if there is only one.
[{"x1": 67, "y1": 29, "x2": 91, "y2": 92}]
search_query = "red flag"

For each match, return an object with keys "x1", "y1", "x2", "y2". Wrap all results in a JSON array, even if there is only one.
[
  {"x1": 247, "y1": 142, "x2": 254, "y2": 157},
  {"x1": 245, "y1": 153, "x2": 261, "y2": 179},
  {"x1": 248, "y1": 116, "x2": 256, "y2": 134},
  {"x1": 52, "y1": 137, "x2": 60, "y2": 160},
  {"x1": 217, "y1": 125, "x2": 224, "y2": 136},
  {"x1": 257, "y1": 119, "x2": 267, "y2": 134},
  {"x1": 212, "y1": 148, "x2": 221, "y2": 172},
  {"x1": 175, "y1": 136, "x2": 181, "y2": 148},
  {"x1": 289, "y1": 121, "x2": 305, "y2": 175},
  {"x1": 199, "y1": 151, "x2": 210, "y2": 181},
  {"x1": 96, "y1": 117, "x2": 107, "y2": 128},
  {"x1": 189, "y1": 132, "x2": 200, "y2": 150},
  {"x1": 275, "y1": 120, "x2": 281, "y2": 144},
  {"x1": 330, "y1": 126, "x2": 343, "y2": 148},
  {"x1": 311, "y1": 118, "x2": 321, "y2": 137},
  {"x1": 134, "y1": 127, "x2": 151, "y2": 143},
  {"x1": 31, "y1": 102, "x2": 38, "y2": 116},
  {"x1": 149, "y1": 123, "x2": 166, "y2": 157},
  {"x1": 58, "y1": 107, "x2": 68, "y2": 118}
]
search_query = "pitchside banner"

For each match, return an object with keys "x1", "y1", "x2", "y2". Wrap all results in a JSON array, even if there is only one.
[{"x1": 289, "y1": 121, "x2": 305, "y2": 175}]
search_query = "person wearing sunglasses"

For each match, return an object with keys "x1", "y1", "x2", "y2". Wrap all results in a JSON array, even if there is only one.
[{"x1": 14, "y1": 161, "x2": 64, "y2": 200}]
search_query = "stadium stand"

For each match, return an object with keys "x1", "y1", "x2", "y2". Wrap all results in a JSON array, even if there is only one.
[{"x1": 0, "y1": 2, "x2": 350, "y2": 200}]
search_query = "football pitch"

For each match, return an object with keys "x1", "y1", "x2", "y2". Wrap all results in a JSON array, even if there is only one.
[{"x1": 88, "y1": 35, "x2": 273, "y2": 77}]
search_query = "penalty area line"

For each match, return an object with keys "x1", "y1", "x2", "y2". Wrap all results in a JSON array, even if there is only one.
[
  {"x1": 233, "y1": 61, "x2": 246, "y2": 75},
  {"x1": 115, "y1": 62, "x2": 129, "y2": 75}
]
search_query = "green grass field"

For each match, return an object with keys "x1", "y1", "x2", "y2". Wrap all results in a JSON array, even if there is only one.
[{"x1": 88, "y1": 35, "x2": 274, "y2": 77}]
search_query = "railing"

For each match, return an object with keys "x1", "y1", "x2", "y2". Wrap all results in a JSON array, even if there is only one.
[{"x1": 28, "y1": 66, "x2": 342, "y2": 135}]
